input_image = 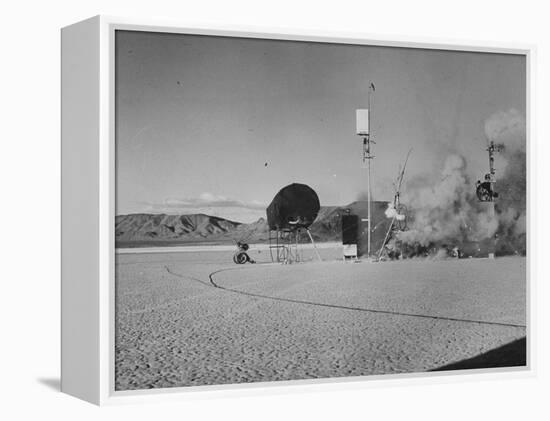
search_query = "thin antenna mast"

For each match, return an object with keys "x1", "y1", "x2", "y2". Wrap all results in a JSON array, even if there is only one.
[
  {"x1": 476, "y1": 139, "x2": 502, "y2": 259},
  {"x1": 356, "y1": 82, "x2": 375, "y2": 259},
  {"x1": 366, "y1": 84, "x2": 372, "y2": 258},
  {"x1": 486, "y1": 140, "x2": 500, "y2": 259},
  {"x1": 377, "y1": 149, "x2": 412, "y2": 260},
  {"x1": 394, "y1": 148, "x2": 412, "y2": 210},
  {"x1": 356, "y1": 82, "x2": 376, "y2": 258}
]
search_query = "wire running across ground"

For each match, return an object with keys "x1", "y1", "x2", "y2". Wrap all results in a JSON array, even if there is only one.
[{"x1": 164, "y1": 265, "x2": 526, "y2": 330}]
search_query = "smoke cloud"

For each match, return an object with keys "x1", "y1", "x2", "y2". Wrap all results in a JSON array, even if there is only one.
[
  {"x1": 394, "y1": 109, "x2": 526, "y2": 256},
  {"x1": 384, "y1": 202, "x2": 406, "y2": 221},
  {"x1": 484, "y1": 108, "x2": 525, "y2": 145}
]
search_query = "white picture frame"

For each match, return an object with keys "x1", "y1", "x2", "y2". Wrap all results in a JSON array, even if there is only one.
[{"x1": 61, "y1": 15, "x2": 534, "y2": 405}]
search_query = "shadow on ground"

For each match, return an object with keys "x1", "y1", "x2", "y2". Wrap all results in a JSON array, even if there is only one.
[
  {"x1": 37, "y1": 377, "x2": 60, "y2": 392},
  {"x1": 432, "y1": 337, "x2": 526, "y2": 371}
]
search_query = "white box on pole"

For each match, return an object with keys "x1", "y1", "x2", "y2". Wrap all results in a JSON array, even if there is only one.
[{"x1": 356, "y1": 109, "x2": 369, "y2": 135}]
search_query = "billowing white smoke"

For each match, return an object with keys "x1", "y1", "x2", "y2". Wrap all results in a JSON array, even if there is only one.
[
  {"x1": 397, "y1": 154, "x2": 496, "y2": 246},
  {"x1": 484, "y1": 108, "x2": 526, "y2": 179},
  {"x1": 385, "y1": 202, "x2": 406, "y2": 221},
  {"x1": 484, "y1": 108, "x2": 525, "y2": 147},
  {"x1": 395, "y1": 109, "x2": 526, "y2": 254}
]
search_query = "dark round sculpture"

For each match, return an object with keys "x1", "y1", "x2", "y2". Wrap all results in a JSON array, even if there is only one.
[{"x1": 266, "y1": 183, "x2": 320, "y2": 231}]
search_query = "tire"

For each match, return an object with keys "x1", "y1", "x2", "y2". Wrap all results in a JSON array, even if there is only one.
[{"x1": 234, "y1": 252, "x2": 248, "y2": 264}]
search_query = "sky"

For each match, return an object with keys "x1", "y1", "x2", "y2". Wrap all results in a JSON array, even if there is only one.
[{"x1": 115, "y1": 30, "x2": 525, "y2": 222}]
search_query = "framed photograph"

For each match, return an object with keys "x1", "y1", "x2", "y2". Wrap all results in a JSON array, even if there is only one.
[{"x1": 61, "y1": 16, "x2": 532, "y2": 405}]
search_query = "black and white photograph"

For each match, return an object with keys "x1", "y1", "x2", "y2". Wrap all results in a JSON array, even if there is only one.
[{"x1": 114, "y1": 30, "x2": 527, "y2": 391}]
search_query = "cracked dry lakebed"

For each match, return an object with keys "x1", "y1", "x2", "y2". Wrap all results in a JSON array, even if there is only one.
[{"x1": 114, "y1": 249, "x2": 526, "y2": 391}]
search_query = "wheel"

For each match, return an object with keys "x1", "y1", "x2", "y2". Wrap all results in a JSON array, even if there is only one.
[{"x1": 234, "y1": 252, "x2": 248, "y2": 264}]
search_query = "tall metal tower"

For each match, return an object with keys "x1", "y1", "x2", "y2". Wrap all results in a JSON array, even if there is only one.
[
  {"x1": 486, "y1": 140, "x2": 498, "y2": 196},
  {"x1": 356, "y1": 82, "x2": 376, "y2": 258},
  {"x1": 476, "y1": 139, "x2": 502, "y2": 259}
]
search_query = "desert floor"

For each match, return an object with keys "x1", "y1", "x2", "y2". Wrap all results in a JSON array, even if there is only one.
[{"x1": 115, "y1": 247, "x2": 526, "y2": 390}]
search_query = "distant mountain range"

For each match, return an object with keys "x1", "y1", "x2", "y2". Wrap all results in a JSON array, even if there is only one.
[{"x1": 115, "y1": 201, "x2": 392, "y2": 249}]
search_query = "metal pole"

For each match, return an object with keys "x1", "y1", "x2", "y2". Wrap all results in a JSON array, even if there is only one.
[
  {"x1": 367, "y1": 141, "x2": 371, "y2": 258},
  {"x1": 357, "y1": 83, "x2": 375, "y2": 260},
  {"x1": 366, "y1": 85, "x2": 373, "y2": 258},
  {"x1": 487, "y1": 141, "x2": 496, "y2": 259},
  {"x1": 488, "y1": 141, "x2": 496, "y2": 193},
  {"x1": 378, "y1": 216, "x2": 396, "y2": 260},
  {"x1": 306, "y1": 229, "x2": 322, "y2": 262},
  {"x1": 488, "y1": 201, "x2": 495, "y2": 259}
]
